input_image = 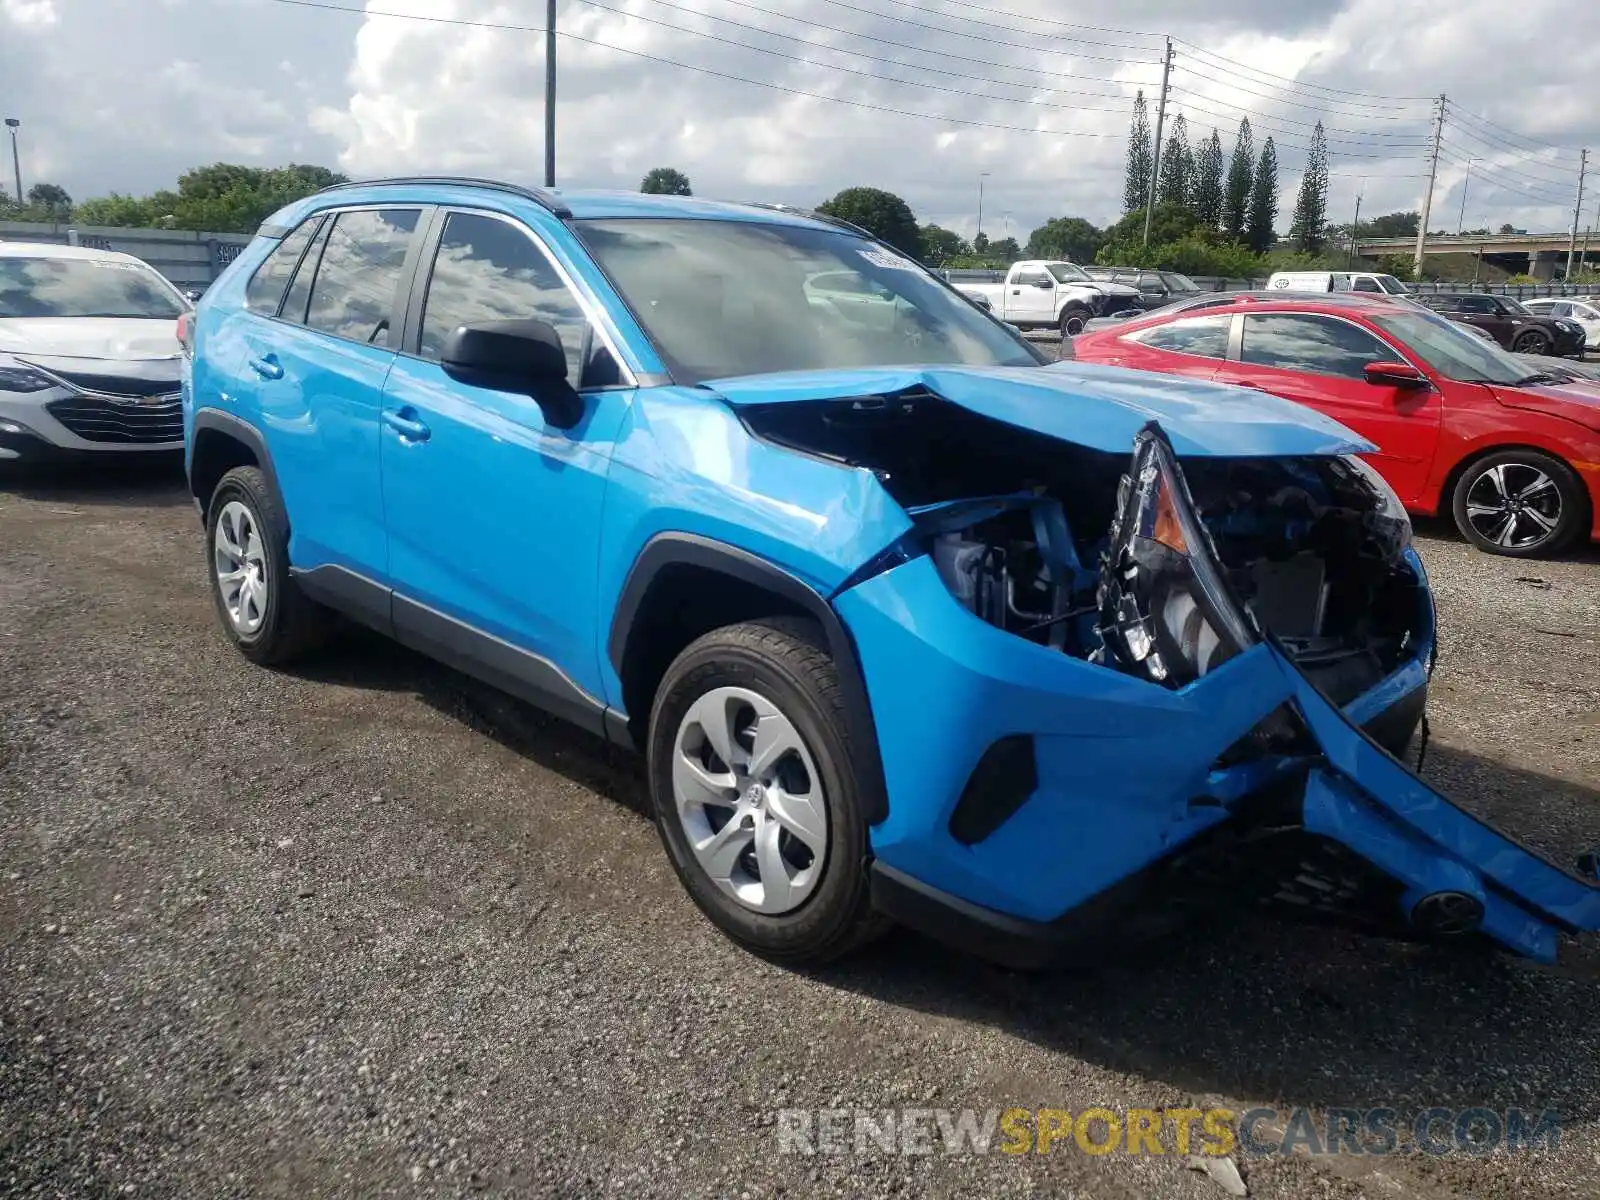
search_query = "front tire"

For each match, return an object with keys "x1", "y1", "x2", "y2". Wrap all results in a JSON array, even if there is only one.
[
  {"x1": 1059, "y1": 306, "x2": 1089, "y2": 337},
  {"x1": 647, "y1": 618, "x2": 881, "y2": 964},
  {"x1": 205, "y1": 466, "x2": 329, "y2": 663},
  {"x1": 1450, "y1": 449, "x2": 1587, "y2": 557},
  {"x1": 1512, "y1": 329, "x2": 1552, "y2": 355}
]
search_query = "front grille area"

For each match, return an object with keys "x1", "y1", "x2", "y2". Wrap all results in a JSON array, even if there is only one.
[
  {"x1": 43, "y1": 369, "x2": 180, "y2": 398},
  {"x1": 46, "y1": 394, "x2": 183, "y2": 444}
]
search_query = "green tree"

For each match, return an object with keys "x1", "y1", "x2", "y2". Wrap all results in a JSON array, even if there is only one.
[
  {"x1": 1157, "y1": 113, "x2": 1192, "y2": 209},
  {"x1": 988, "y1": 236, "x2": 1021, "y2": 263},
  {"x1": 1223, "y1": 118, "x2": 1254, "y2": 241},
  {"x1": 25, "y1": 182, "x2": 72, "y2": 219},
  {"x1": 71, "y1": 164, "x2": 346, "y2": 233},
  {"x1": 972, "y1": 231, "x2": 990, "y2": 254},
  {"x1": 1245, "y1": 137, "x2": 1279, "y2": 253},
  {"x1": 1289, "y1": 122, "x2": 1329, "y2": 254},
  {"x1": 1096, "y1": 203, "x2": 1202, "y2": 265},
  {"x1": 639, "y1": 167, "x2": 692, "y2": 195},
  {"x1": 1192, "y1": 128, "x2": 1224, "y2": 229},
  {"x1": 816, "y1": 186, "x2": 921, "y2": 257},
  {"x1": 1123, "y1": 90, "x2": 1153, "y2": 215},
  {"x1": 1024, "y1": 216, "x2": 1103, "y2": 264},
  {"x1": 918, "y1": 223, "x2": 969, "y2": 263}
]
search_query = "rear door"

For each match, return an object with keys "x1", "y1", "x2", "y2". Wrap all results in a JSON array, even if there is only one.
[
  {"x1": 1104, "y1": 312, "x2": 1233, "y2": 379},
  {"x1": 235, "y1": 205, "x2": 426, "y2": 582},
  {"x1": 1210, "y1": 312, "x2": 1442, "y2": 502}
]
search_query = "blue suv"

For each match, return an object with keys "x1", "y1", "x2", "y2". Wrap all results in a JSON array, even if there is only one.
[{"x1": 182, "y1": 178, "x2": 1600, "y2": 967}]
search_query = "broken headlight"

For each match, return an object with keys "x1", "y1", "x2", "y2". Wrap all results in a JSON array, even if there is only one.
[
  {"x1": 1096, "y1": 424, "x2": 1260, "y2": 687},
  {"x1": 1336, "y1": 455, "x2": 1412, "y2": 555}
]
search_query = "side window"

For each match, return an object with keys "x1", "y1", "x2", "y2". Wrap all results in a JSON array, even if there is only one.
[
  {"x1": 1011, "y1": 270, "x2": 1049, "y2": 287},
  {"x1": 1578, "y1": 303, "x2": 1600, "y2": 320},
  {"x1": 1128, "y1": 314, "x2": 1232, "y2": 358},
  {"x1": 1458, "y1": 295, "x2": 1495, "y2": 314},
  {"x1": 279, "y1": 218, "x2": 332, "y2": 327},
  {"x1": 419, "y1": 211, "x2": 597, "y2": 386},
  {"x1": 244, "y1": 218, "x2": 318, "y2": 315},
  {"x1": 1137, "y1": 272, "x2": 1166, "y2": 294},
  {"x1": 1352, "y1": 277, "x2": 1382, "y2": 293},
  {"x1": 304, "y1": 208, "x2": 422, "y2": 347},
  {"x1": 1240, "y1": 314, "x2": 1395, "y2": 379}
]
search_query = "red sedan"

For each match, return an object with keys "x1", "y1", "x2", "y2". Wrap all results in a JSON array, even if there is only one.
[{"x1": 1071, "y1": 293, "x2": 1600, "y2": 556}]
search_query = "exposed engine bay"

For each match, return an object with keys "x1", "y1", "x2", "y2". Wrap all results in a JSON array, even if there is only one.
[{"x1": 741, "y1": 390, "x2": 1425, "y2": 705}]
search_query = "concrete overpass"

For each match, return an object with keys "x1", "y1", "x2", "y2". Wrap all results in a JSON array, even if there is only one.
[{"x1": 1352, "y1": 232, "x2": 1594, "y2": 279}]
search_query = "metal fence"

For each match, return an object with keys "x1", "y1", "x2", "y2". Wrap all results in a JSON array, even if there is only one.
[{"x1": 0, "y1": 220, "x2": 255, "y2": 290}]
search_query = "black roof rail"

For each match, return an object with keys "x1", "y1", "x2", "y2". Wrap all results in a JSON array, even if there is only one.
[
  {"x1": 740, "y1": 201, "x2": 874, "y2": 241},
  {"x1": 311, "y1": 175, "x2": 572, "y2": 218}
]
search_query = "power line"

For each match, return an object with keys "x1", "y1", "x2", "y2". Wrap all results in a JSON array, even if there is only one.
[
  {"x1": 258, "y1": 0, "x2": 1131, "y2": 140},
  {"x1": 564, "y1": 0, "x2": 1149, "y2": 116},
  {"x1": 852, "y1": 0, "x2": 1159, "y2": 43},
  {"x1": 1168, "y1": 89, "x2": 1431, "y2": 147},
  {"x1": 640, "y1": 0, "x2": 1152, "y2": 100},
  {"x1": 1436, "y1": 145, "x2": 1574, "y2": 205},
  {"x1": 1446, "y1": 102, "x2": 1583, "y2": 159},
  {"x1": 696, "y1": 0, "x2": 1157, "y2": 91},
  {"x1": 1172, "y1": 60, "x2": 1433, "y2": 120},
  {"x1": 1170, "y1": 37, "x2": 1433, "y2": 104}
]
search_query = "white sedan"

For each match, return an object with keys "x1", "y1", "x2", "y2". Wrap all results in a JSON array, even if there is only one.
[
  {"x1": 1522, "y1": 296, "x2": 1600, "y2": 352},
  {"x1": 0, "y1": 242, "x2": 191, "y2": 462}
]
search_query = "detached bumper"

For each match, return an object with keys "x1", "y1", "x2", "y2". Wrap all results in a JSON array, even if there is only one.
[{"x1": 838, "y1": 551, "x2": 1599, "y2": 965}]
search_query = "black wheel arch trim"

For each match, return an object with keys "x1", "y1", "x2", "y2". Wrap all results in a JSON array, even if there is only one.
[
  {"x1": 189, "y1": 408, "x2": 283, "y2": 509},
  {"x1": 607, "y1": 532, "x2": 890, "y2": 825}
]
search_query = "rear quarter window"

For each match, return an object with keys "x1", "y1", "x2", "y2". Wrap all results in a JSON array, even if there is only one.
[{"x1": 245, "y1": 219, "x2": 320, "y2": 315}]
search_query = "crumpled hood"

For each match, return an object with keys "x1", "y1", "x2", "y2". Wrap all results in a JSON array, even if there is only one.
[
  {"x1": 0, "y1": 317, "x2": 181, "y2": 362},
  {"x1": 706, "y1": 363, "x2": 1375, "y2": 459},
  {"x1": 1088, "y1": 282, "x2": 1141, "y2": 298},
  {"x1": 1489, "y1": 378, "x2": 1600, "y2": 433}
]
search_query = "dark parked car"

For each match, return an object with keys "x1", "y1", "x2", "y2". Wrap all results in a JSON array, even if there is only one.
[
  {"x1": 1416, "y1": 293, "x2": 1585, "y2": 357},
  {"x1": 1084, "y1": 266, "x2": 1205, "y2": 311}
]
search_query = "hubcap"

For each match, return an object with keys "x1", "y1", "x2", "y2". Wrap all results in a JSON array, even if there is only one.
[
  {"x1": 1464, "y1": 462, "x2": 1562, "y2": 550},
  {"x1": 672, "y1": 686, "x2": 828, "y2": 915},
  {"x1": 1064, "y1": 315, "x2": 1085, "y2": 336},
  {"x1": 213, "y1": 500, "x2": 269, "y2": 634}
]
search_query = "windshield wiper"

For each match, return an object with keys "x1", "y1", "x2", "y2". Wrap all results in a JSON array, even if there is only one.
[{"x1": 1510, "y1": 373, "x2": 1563, "y2": 387}]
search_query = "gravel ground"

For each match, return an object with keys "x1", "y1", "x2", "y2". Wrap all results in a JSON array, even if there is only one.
[{"x1": 2, "y1": 462, "x2": 1598, "y2": 1200}]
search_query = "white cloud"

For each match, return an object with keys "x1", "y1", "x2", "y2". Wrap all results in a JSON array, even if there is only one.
[{"x1": 2, "y1": 0, "x2": 1597, "y2": 239}]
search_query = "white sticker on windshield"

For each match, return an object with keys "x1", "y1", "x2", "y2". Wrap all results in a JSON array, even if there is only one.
[{"x1": 859, "y1": 247, "x2": 913, "y2": 271}]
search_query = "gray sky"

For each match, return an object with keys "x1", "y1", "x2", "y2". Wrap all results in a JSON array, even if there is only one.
[{"x1": 3, "y1": 0, "x2": 1596, "y2": 241}]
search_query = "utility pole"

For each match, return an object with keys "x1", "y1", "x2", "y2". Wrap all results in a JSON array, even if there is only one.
[
  {"x1": 1347, "y1": 180, "x2": 1364, "y2": 268},
  {"x1": 543, "y1": 0, "x2": 557, "y2": 187},
  {"x1": 976, "y1": 172, "x2": 989, "y2": 242},
  {"x1": 3, "y1": 119, "x2": 20, "y2": 208},
  {"x1": 1565, "y1": 148, "x2": 1588, "y2": 281},
  {"x1": 1141, "y1": 36, "x2": 1174, "y2": 250},
  {"x1": 1413, "y1": 94, "x2": 1445, "y2": 279},
  {"x1": 1456, "y1": 157, "x2": 1473, "y2": 236}
]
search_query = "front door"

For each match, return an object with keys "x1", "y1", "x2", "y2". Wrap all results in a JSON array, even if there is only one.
[
  {"x1": 1212, "y1": 312, "x2": 1443, "y2": 503},
  {"x1": 378, "y1": 208, "x2": 634, "y2": 723},
  {"x1": 1006, "y1": 267, "x2": 1056, "y2": 324}
]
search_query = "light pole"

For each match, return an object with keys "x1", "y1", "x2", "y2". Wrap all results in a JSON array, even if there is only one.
[
  {"x1": 1456, "y1": 157, "x2": 1472, "y2": 236},
  {"x1": 3, "y1": 119, "x2": 20, "y2": 209},
  {"x1": 976, "y1": 172, "x2": 989, "y2": 244}
]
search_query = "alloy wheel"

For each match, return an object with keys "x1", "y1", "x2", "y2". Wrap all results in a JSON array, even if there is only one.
[
  {"x1": 1515, "y1": 330, "x2": 1551, "y2": 354},
  {"x1": 1463, "y1": 462, "x2": 1563, "y2": 551},
  {"x1": 214, "y1": 500, "x2": 269, "y2": 634},
  {"x1": 671, "y1": 685, "x2": 828, "y2": 915}
]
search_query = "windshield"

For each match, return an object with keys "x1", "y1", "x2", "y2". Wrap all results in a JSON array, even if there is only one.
[
  {"x1": 1500, "y1": 297, "x2": 1531, "y2": 316},
  {"x1": 1046, "y1": 262, "x2": 1092, "y2": 283},
  {"x1": 1371, "y1": 309, "x2": 1541, "y2": 385},
  {"x1": 0, "y1": 256, "x2": 186, "y2": 320},
  {"x1": 574, "y1": 218, "x2": 1043, "y2": 383},
  {"x1": 1161, "y1": 272, "x2": 1201, "y2": 292},
  {"x1": 1376, "y1": 275, "x2": 1410, "y2": 294}
]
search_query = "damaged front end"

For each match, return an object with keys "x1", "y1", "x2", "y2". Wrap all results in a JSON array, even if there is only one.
[{"x1": 735, "y1": 379, "x2": 1600, "y2": 966}]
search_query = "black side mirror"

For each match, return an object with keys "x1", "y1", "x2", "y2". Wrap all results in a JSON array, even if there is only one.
[
  {"x1": 440, "y1": 319, "x2": 583, "y2": 428},
  {"x1": 184, "y1": 288, "x2": 203, "y2": 303},
  {"x1": 1363, "y1": 360, "x2": 1431, "y2": 390}
]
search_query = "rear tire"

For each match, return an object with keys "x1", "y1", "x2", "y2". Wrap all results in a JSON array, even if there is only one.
[
  {"x1": 1450, "y1": 449, "x2": 1587, "y2": 557},
  {"x1": 647, "y1": 617, "x2": 883, "y2": 964},
  {"x1": 205, "y1": 466, "x2": 330, "y2": 664}
]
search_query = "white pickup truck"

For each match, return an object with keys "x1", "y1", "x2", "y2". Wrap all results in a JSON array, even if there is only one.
[{"x1": 958, "y1": 261, "x2": 1142, "y2": 336}]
